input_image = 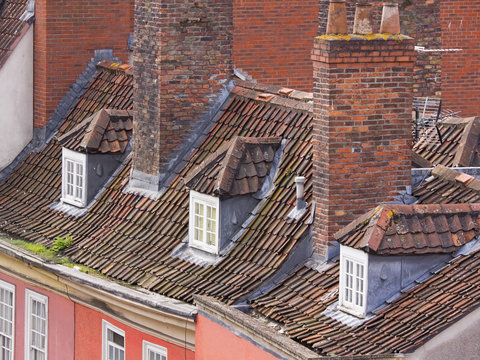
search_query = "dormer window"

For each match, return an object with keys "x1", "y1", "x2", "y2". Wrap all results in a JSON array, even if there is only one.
[
  {"x1": 189, "y1": 191, "x2": 220, "y2": 254},
  {"x1": 62, "y1": 148, "x2": 87, "y2": 207},
  {"x1": 184, "y1": 136, "x2": 283, "y2": 256},
  {"x1": 57, "y1": 109, "x2": 133, "y2": 209},
  {"x1": 339, "y1": 246, "x2": 368, "y2": 317}
]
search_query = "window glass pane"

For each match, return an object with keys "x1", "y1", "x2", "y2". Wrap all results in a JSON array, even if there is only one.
[{"x1": 0, "y1": 284, "x2": 13, "y2": 360}]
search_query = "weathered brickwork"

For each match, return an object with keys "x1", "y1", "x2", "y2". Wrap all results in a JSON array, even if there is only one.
[
  {"x1": 311, "y1": 36, "x2": 415, "y2": 257},
  {"x1": 319, "y1": 0, "x2": 441, "y2": 97},
  {"x1": 440, "y1": 0, "x2": 480, "y2": 117},
  {"x1": 233, "y1": 0, "x2": 318, "y2": 91},
  {"x1": 34, "y1": 0, "x2": 133, "y2": 129},
  {"x1": 132, "y1": 0, "x2": 233, "y2": 183}
]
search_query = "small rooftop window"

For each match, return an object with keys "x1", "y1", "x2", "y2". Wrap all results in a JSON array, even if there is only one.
[
  {"x1": 62, "y1": 148, "x2": 87, "y2": 207},
  {"x1": 338, "y1": 246, "x2": 368, "y2": 318},
  {"x1": 57, "y1": 109, "x2": 133, "y2": 208},
  {"x1": 189, "y1": 191, "x2": 220, "y2": 254},
  {"x1": 183, "y1": 136, "x2": 283, "y2": 256}
]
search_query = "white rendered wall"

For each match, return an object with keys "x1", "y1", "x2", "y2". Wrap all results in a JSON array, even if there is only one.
[
  {"x1": 0, "y1": 26, "x2": 33, "y2": 170},
  {"x1": 409, "y1": 305, "x2": 480, "y2": 360}
]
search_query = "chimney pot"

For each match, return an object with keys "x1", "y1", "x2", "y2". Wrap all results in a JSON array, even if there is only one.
[
  {"x1": 295, "y1": 176, "x2": 306, "y2": 210},
  {"x1": 380, "y1": 2, "x2": 401, "y2": 34},
  {"x1": 353, "y1": 2, "x2": 373, "y2": 35},
  {"x1": 326, "y1": 0, "x2": 348, "y2": 35}
]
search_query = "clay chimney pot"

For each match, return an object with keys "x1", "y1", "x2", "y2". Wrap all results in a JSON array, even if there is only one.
[
  {"x1": 380, "y1": 2, "x2": 401, "y2": 34},
  {"x1": 353, "y1": 2, "x2": 373, "y2": 35},
  {"x1": 326, "y1": 0, "x2": 348, "y2": 35}
]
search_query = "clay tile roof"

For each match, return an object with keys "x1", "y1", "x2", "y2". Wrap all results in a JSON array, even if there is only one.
[
  {"x1": 0, "y1": 0, "x2": 28, "y2": 67},
  {"x1": 413, "y1": 116, "x2": 480, "y2": 167},
  {"x1": 185, "y1": 136, "x2": 282, "y2": 196},
  {"x1": 413, "y1": 165, "x2": 480, "y2": 204},
  {"x1": 0, "y1": 71, "x2": 313, "y2": 305},
  {"x1": 57, "y1": 109, "x2": 133, "y2": 154},
  {"x1": 335, "y1": 203, "x2": 480, "y2": 255},
  {"x1": 252, "y1": 246, "x2": 480, "y2": 356}
]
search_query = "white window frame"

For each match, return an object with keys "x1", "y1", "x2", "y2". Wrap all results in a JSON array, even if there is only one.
[
  {"x1": 102, "y1": 320, "x2": 125, "y2": 360},
  {"x1": 0, "y1": 280, "x2": 15, "y2": 360},
  {"x1": 338, "y1": 245, "x2": 368, "y2": 318},
  {"x1": 189, "y1": 191, "x2": 220, "y2": 254},
  {"x1": 25, "y1": 290, "x2": 48, "y2": 360},
  {"x1": 142, "y1": 341, "x2": 167, "y2": 360},
  {"x1": 61, "y1": 148, "x2": 87, "y2": 207}
]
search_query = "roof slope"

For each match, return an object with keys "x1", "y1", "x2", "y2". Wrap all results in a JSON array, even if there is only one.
[
  {"x1": 185, "y1": 136, "x2": 282, "y2": 196},
  {"x1": 58, "y1": 109, "x2": 133, "y2": 154},
  {"x1": 335, "y1": 203, "x2": 480, "y2": 255},
  {"x1": 413, "y1": 117, "x2": 480, "y2": 167},
  {"x1": 0, "y1": 0, "x2": 28, "y2": 67},
  {"x1": 0, "y1": 71, "x2": 314, "y2": 304},
  {"x1": 252, "y1": 167, "x2": 480, "y2": 356},
  {"x1": 413, "y1": 165, "x2": 480, "y2": 204},
  {"x1": 252, "y1": 248, "x2": 480, "y2": 356}
]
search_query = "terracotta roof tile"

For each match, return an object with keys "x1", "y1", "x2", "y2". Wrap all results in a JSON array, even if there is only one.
[
  {"x1": 0, "y1": 0, "x2": 28, "y2": 67},
  {"x1": 413, "y1": 117, "x2": 480, "y2": 167},
  {"x1": 252, "y1": 242, "x2": 480, "y2": 356},
  {"x1": 0, "y1": 70, "x2": 313, "y2": 305},
  {"x1": 413, "y1": 165, "x2": 480, "y2": 204},
  {"x1": 335, "y1": 204, "x2": 480, "y2": 255},
  {"x1": 57, "y1": 109, "x2": 133, "y2": 154},
  {"x1": 185, "y1": 136, "x2": 282, "y2": 196}
]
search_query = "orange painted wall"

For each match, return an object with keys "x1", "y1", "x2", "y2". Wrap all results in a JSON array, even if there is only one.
[
  {"x1": 195, "y1": 313, "x2": 279, "y2": 360},
  {"x1": 74, "y1": 303, "x2": 194, "y2": 360}
]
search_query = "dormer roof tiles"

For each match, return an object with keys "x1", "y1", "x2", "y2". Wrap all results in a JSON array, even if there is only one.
[
  {"x1": 185, "y1": 136, "x2": 282, "y2": 196},
  {"x1": 57, "y1": 109, "x2": 133, "y2": 154},
  {"x1": 335, "y1": 204, "x2": 480, "y2": 255}
]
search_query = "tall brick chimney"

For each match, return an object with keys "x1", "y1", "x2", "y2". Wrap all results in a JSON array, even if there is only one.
[
  {"x1": 311, "y1": 2, "x2": 415, "y2": 259},
  {"x1": 131, "y1": 0, "x2": 233, "y2": 192}
]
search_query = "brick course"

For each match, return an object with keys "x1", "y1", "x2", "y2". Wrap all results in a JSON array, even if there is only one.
[
  {"x1": 34, "y1": 0, "x2": 133, "y2": 128},
  {"x1": 132, "y1": 0, "x2": 233, "y2": 185},
  {"x1": 233, "y1": 0, "x2": 318, "y2": 91},
  {"x1": 440, "y1": 0, "x2": 480, "y2": 117},
  {"x1": 312, "y1": 35, "x2": 415, "y2": 257}
]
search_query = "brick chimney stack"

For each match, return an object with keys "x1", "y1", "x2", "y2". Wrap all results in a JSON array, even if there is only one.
[
  {"x1": 311, "y1": 1, "x2": 415, "y2": 259},
  {"x1": 131, "y1": 0, "x2": 233, "y2": 192}
]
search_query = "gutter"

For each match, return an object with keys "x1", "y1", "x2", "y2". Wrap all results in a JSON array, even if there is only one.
[
  {"x1": 0, "y1": 236, "x2": 196, "y2": 349},
  {"x1": 195, "y1": 296, "x2": 403, "y2": 360}
]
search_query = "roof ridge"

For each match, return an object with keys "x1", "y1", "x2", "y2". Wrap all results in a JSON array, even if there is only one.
[
  {"x1": 336, "y1": 203, "x2": 480, "y2": 254},
  {"x1": 233, "y1": 79, "x2": 313, "y2": 104},
  {"x1": 96, "y1": 59, "x2": 133, "y2": 76},
  {"x1": 432, "y1": 165, "x2": 480, "y2": 193}
]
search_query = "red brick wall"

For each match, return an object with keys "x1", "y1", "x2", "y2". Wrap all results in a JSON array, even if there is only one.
[
  {"x1": 132, "y1": 0, "x2": 233, "y2": 180},
  {"x1": 233, "y1": 0, "x2": 318, "y2": 91},
  {"x1": 34, "y1": 0, "x2": 133, "y2": 128},
  {"x1": 311, "y1": 36, "x2": 415, "y2": 257},
  {"x1": 440, "y1": 0, "x2": 480, "y2": 117}
]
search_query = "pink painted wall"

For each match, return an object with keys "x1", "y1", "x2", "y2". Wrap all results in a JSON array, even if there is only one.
[
  {"x1": 75, "y1": 303, "x2": 195, "y2": 360},
  {"x1": 195, "y1": 314, "x2": 279, "y2": 360},
  {"x1": 0, "y1": 271, "x2": 75, "y2": 360}
]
